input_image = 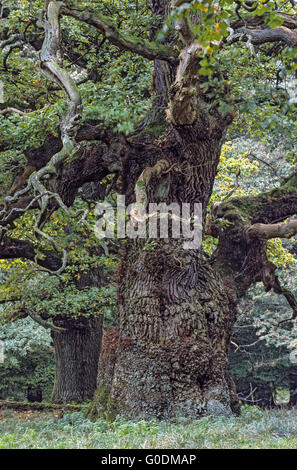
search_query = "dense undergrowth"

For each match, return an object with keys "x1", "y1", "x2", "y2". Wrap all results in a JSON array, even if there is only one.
[{"x1": 0, "y1": 405, "x2": 296, "y2": 449}]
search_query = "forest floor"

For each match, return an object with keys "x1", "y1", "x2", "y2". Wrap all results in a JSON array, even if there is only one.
[{"x1": 0, "y1": 405, "x2": 296, "y2": 449}]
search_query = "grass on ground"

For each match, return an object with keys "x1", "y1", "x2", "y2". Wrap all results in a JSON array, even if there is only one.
[{"x1": 0, "y1": 405, "x2": 296, "y2": 449}]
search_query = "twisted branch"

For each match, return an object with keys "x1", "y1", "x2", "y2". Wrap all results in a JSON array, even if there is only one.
[
  {"x1": 130, "y1": 159, "x2": 170, "y2": 225},
  {"x1": 245, "y1": 219, "x2": 297, "y2": 241},
  {"x1": 0, "y1": 1, "x2": 83, "y2": 272},
  {"x1": 61, "y1": 5, "x2": 178, "y2": 65}
]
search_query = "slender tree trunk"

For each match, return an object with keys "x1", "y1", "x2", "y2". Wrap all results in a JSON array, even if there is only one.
[{"x1": 51, "y1": 316, "x2": 103, "y2": 403}]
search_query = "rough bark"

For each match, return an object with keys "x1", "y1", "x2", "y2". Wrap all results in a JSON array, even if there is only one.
[
  {"x1": 51, "y1": 316, "x2": 103, "y2": 404},
  {"x1": 88, "y1": 0, "x2": 297, "y2": 420},
  {"x1": 0, "y1": 236, "x2": 62, "y2": 271},
  {"x1": 92, "y1": 127, "x2": 297, "y2": 419},
  {"x1": 62, "y1": 5, "x2": 178, "y2": 65},
  {"x1": 89, "y1": 98, "x2": 240, "y2": 419},
  {"x1": 2, "y1": 0, "x2": 297, "y2": 420},
  {"x1": 90, "y1": 252, "x2": 239, "y2": 420},
  {"x1": 86, "y1": 0, "x2": 242, "y2": 420}
]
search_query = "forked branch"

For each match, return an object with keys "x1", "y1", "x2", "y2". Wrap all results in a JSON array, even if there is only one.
[
  {"x1": 26, "y1": 307, "x2": 66, "y2": 333},
  {"x1": 0, "y1": 1, "x2": 83, "y2": 268}
]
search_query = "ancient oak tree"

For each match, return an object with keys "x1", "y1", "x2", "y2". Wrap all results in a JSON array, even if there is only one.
[{"x1": 0, "y1": 0, "x2": 297, "y2": 415}]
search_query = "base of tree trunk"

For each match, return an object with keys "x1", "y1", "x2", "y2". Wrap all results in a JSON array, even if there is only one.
[
  {"x1": 88, "y1": 261, "x2": 241, "y2": 421},
  {"x1": 88, "y1": 338, "x2": 240, "y2": 421}
]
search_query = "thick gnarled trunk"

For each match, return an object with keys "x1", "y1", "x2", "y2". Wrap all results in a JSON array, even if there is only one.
[
  {"x1": 88, "y1": 0, "x2": 238, "y2": 421},
  {"x1": 2, "y1": 0, "x2": 297, "y2": 423},
  {"x1": 51, "y1": 316, "x2": 103, "y2": 403},
  {"x1": 91, "y1": 251, "x2": 239, "y2": 419},
  {"x1": 89, "y1": 121, "x2": 240, "y2": 419}
]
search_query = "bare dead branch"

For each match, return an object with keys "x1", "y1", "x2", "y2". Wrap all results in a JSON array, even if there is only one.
[
  {"x1": 166, "y1": 42, "x2": 203, "y2": 126},
  {"x1": 172, "y1": 0, "x2": 195, "y2": 45},
  {"x1": 246, "y1": 152, "x2": 282, "y2": 181},
  {"x1": 227, "y1": 23, "x2": 297, "y2": 48},
  {"x1": 0, "y1": 1, "x2": 84, "y2": 265},
  {"x1": 231, "y1": 338, "x2": 261, "y2": 351}
]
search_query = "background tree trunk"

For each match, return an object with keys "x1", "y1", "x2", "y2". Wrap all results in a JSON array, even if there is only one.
[{"x1": 51, "y1": 316, "x2": 103, "y2": 403}]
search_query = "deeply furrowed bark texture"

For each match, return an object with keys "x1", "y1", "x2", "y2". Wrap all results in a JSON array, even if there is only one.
[
  {"x1": 3, "y1": 0, "x2": 297, "y2": 418},
  {"x1": 86, "y1": 0, "x2": 240, "y2": 414},
  {"x1": 45, "y1": 0, "x2": 239, "y2": 418},
  {"x1": 89, "y1": 115, "x2": 240, "y2": 419},
  {"x1": 51, "y1": 268, "x2": 105, "y2": 404},
  {"x1": 92, "y1": 252, "x2": 239, "y2": 419},
  {"x1": 51, "y1": 316, "x2": 103, "y2": 403}
]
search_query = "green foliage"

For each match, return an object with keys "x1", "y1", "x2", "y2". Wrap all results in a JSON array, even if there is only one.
[
  {"x1": 229, "y1": 275, "x2": 297, "y2": 409},
  {"x1": 248, "y1": 276, "x2": 297, "y2": 350},
  {"x1": 0, "y1": 197, "x2": 118, "y2": 323},
  {"x1": 0, "y1": 150, "x2": 26, "y2": 198},
  {"x1": 0, "y1": 267, "x2": 117, "y2": 322},
  {"x1": 211, "y1": 141, "x2": 259, "y2": 203},
  {"x1": 225, "y1": 47, "x2": 297, "y2": 151},
  {"x1": 0, "y1": 106, "x2": 60, "y2": 151},
  {"x1": 203, "y1": 140, "x2": 259, "y2": 254},
  {"x1": 0, "y1": 0, "x2": 153, "y2": 148},
  {"x1": 204, "y1": 136, "x2": 297, "y2": 266},
  {"x1": 20, "y1": 276, "x2": 107, "y2": 319},
  {"x1": 0, "y1": 318, "x2": 55, "y2": 400},
  {"x1": 81, "y1": 52, "x2": 152, "y2": 134},
  {"x1": 267, "y1": 238, "x2": 296, "y2": 269},
  {"x1": 1, "y1": 0, "x2": 297, "y2": 420}
]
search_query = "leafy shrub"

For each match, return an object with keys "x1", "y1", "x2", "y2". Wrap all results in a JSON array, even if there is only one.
[{"x1": 0, "y1": 318, "x2": 55, "y2": 400}]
